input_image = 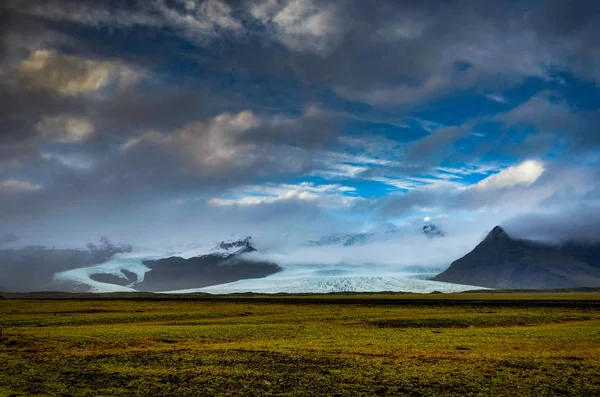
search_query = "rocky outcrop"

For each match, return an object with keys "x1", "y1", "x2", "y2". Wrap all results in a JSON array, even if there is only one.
[{"x1": 90, "y1": 269, "x2": 138, "y2": 286}]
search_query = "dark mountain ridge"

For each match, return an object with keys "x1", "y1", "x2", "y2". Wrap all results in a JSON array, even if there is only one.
[
  {"x1": 434, "y1": 226, "x2": 600, "y2": 289},
  {"x1": 136, "y1": 237, "x2": 281, "y2": 292}
]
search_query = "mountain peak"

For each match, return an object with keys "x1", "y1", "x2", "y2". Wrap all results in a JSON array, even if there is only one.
[
  {"x1": 206, "y1": 236, "x2": 256, "y2": 258},
  {"x1": 423, "y1": 224, "x2": 445, "y2": 238},
  {"x1": 485, "y1": 226, "x2": 510, "y2": 241}
]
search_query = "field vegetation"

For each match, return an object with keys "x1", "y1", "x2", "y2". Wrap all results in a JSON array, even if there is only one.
[{"x1": 2, "y1": 292, "x2": 600, "y2": 396}]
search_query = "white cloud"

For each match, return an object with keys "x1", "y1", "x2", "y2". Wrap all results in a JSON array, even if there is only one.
[
  {"x1": 120, "y1": 131, "x2": 165, "y2": 152},
  {"x1": 0, "y1": 179, "x2": 42, "y2": 194},
  {"x1": 157, "y1": 0, "x2": 243, "y2": 43},
  {"x1": 208, "y1": 182, "x2": 358, "y2": 208},
  {"x1": 472, "y1": 160, "x2": 545, "y2": 191},
  {"x1": 41, "y1": 152, "x2": 93, "y2": 169},
  {"x1": 250, "y1": 0, "x2": 343, "y2": 54},
  {"x1": 318, "y1": 162, "x2": 369, "y2": 179},
  {"x1": 485, "y1": 93, "x2": 508, "y2": 103}
]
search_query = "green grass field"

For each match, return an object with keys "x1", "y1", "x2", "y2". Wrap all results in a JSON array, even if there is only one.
[{"x1": 2, "y1": 293, "x2": 600, "y2": 396}]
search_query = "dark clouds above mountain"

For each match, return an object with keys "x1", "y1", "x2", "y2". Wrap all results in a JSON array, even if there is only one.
[
  {"x1": 1, "y1": 0, "x2": 599, "y2": 246},
  {"x1": 503, "y1": 204, "x2": 600, "y2": 243}
]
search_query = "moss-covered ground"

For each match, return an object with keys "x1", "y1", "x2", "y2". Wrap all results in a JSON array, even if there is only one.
[{"x1": 1, "y1": 292, "x2": 600, "y2": 396}]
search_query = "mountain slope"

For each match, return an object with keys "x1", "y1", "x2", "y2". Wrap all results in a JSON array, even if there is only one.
[
  {"x1": 434, "y1": 226, "x2": 600, "y2": 289},
  {"x1": 135, "y1": 238, "x2": 281, "y2": 292}
]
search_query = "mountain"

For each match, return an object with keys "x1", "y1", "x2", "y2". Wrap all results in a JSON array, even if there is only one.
[
  {"x1": 135, "y1": 237, "x2": 281, "y2": 292},
  {"x1": 312, "y1": 225, "x2": 445, "y2": 247},
  {"x1": 434, "y1": 226, "x2": 600, "y2": 289},
  {"x1": 309, "y1": 233, "x2": 373, "y2": 247},
  {"x1": 422, "y1": 224, "x2": 445, "y2": 238}
]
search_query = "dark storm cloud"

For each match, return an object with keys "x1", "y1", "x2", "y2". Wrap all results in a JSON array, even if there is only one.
[
  {"x1": 0, "y1": 82, "x2": 86, "y2": 165},
  {"x1": 502, "y1": 204, "x2": 600, "y2": 243},
  {"x1": 495, "y1": 93, "x2": 600, "y2": 153},
  {"x1": 8, "y1": 0, "x2": 600, "y2": 97},
  {"x1": 533, "y1": 0, "x2": 600, "y2": 82},
  {"x1": 0, "y1": 107, "x2": 342, "y2": 226}
]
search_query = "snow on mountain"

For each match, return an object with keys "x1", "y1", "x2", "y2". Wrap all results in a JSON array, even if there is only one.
[
  {"x1": 175, "y1": 237, "x2": 255, "y2": 259},
  {"x1": 204, "y1": 236, "x2": 256, "y2": 258},
  {"x1": 422, "y1": 224, "x2": 445, "y2": 238},
  {"x1": 309, "y1": 233, "x2": 373, "y2": 247}
]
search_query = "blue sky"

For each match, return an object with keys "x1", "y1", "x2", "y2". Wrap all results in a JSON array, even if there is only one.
[{"x1": 1, "y1": 0, "x2": 600, "y2": 246}]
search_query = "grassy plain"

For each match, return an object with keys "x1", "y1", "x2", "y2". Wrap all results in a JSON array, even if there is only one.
[{"x1": 1, "y1": 292, "x2": 600, "y2": 396}]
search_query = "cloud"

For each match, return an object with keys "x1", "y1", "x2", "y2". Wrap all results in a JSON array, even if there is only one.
[
  {"x1": 17, "y1": 49, "x2": 141, "y2": 96},
  {"x1": 251, "y1": 227, "x2": 485, "y2": 270},
  {"x1": 35, "y1": 115, "x2": 95, "y2": 142},
  {"x1": 1, "y1": 0, "x2": 600, "y2": 253},
  {"x1": 495, "y1": 93, "x2": 600, "y2": 152},
  {"x1": 14, "y1": 0, "x2": 162, "y2": 29},
  {"x1": 157, "y1": 0, "x2": 244, "y2": 43},
  {"x1": 485, "y1": 93, "x2": 508, "y2": 103},
  {"x1": 10, "y1": 0, "x2": 600, "y2": 106},
  {"x1": 0, "y1": 179, "x2": 42, "y2": 194},
  {"x1": 0, "y1": 106, "x2": 342, "y2": 225},
  {"x1": 495, "y1": 94, "x2": 581, "y2": 133},
  {"x1": 471, "y1": 160, "x2": 545, "y2": 191},
  {"x1": 122, "y1": 107, "x2": 339, "y2": 172},
  {"x1": 208, "y1": 182, "x2": 358, "y2": 208},
  {"x1": 378, "y1": 159, "x2": 591, "y2": 217},
  {"x1": 249, "y1": 0, "x2": 344, "y2": 54},
  {"x1": 408, "y1": 124, "x2": 472, "y2": 164},
  {"x1": 503, "y1": 203, "x2": 600, "y2": 243}
]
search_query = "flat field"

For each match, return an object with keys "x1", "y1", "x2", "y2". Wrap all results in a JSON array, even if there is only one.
[{"x1": 2, "y1": 292, "x2": 600, "y2": 396}]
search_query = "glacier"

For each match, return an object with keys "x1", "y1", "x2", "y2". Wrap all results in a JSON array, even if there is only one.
[
  {"x1": 168, "y1": 275, "x2": 487, "y2": 294},
  {"x1": 53, "y1": 237, "x2": 488, "y2": 294},
  {"x1": 53, "y1": 249, "x2": 163, "y2": 292}
]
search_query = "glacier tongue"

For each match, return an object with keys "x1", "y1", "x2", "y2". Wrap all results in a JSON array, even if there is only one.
[{"x1": 166, "y1": 275, "x2": 488, "y2": 294}]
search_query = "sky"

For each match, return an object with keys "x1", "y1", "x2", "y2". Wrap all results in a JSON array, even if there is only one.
[{"x1": 1, "y1": 0, "x2": 600, "y2": 248}]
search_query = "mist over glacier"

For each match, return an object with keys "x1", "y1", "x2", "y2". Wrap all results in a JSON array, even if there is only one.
[{"x1": 53, "y1": 219, "x2": 492, "y2": 293}]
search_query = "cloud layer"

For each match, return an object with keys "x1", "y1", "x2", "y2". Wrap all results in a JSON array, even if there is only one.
[{"x1": 1, "y1": 0, "x2": 599, "y2": 249}]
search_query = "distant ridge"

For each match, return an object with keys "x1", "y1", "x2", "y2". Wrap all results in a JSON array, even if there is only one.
[{"x1": 434, "y1": 226, "x2": 600, "y2": 289}]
